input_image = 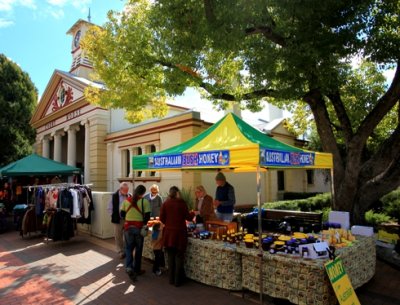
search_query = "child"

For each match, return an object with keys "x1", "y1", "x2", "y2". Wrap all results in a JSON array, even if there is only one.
[{"x1": 151, "y1": 222, "x2": 165, "y2": 276}]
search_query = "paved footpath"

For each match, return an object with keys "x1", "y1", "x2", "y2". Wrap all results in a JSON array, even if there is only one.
[{"x1": 0, "y1": 230, "x2": 399, "y2": 305}]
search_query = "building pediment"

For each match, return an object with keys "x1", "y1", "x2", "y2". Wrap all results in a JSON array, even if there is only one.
[{"x1": 31, "y1": 70, "x2": 103, "y2": 128}]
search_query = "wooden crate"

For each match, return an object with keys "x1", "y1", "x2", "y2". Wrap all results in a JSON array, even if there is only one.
[{"x1": 205, "y1": 220, "x2": 237, "y2": 240}]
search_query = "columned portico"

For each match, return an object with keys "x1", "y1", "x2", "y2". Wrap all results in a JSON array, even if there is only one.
[
  {"x1": 128, "y1": 147, "x2": 134, "y2": 178},
  {"x1": 52, "y1": 131, "x2": 65, "y2": 162},
  {"x1": 81, "y1": 119, "x2": 91, "y2": 184},
  {"x1": 65, "y1": 125, "x2": 80, "y2": 166},
  {"x1": 42, "y1": 137, "x2": 50, "y2": 158}
]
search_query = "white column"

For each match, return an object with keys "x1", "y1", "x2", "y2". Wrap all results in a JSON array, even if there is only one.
[
  {"x1": 107, "y1": 142, "x2": 114, "y2": 191},
  {"x1": 65, "y1": 125, "x2": 80, "y2": 166},
  {"x1": 128, "y1": 147, "x2": 134, "y2": 178},
  {"x1": 81, "y1": 120, "x2": 90, "y2": 184},
  {"x1": 52, "y1": 131, "x2": 64, "y2": 162},
  {"x1": 42, "y1": 137, "x2": 50, "y2": 158}
]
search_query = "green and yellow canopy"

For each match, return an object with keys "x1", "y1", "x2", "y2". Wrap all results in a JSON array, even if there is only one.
[{"x1": 132, "y1": 113, "x2": 333, "y2": 172}]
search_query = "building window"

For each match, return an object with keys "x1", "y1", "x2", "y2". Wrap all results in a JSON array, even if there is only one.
[
  {"x1": 277, "y1": 170, "x2": 285, "y2": 191},
  {"x1": 306, "y1": 170, "x2": 314, "y2": 185},
  {"x1": 150, "y1": 144, "x2": 156, "y2": 177}
]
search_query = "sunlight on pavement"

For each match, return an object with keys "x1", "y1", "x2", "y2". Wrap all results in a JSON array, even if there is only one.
[{"x1": 124, "y1": 283, "x2": 135, "y2": 295}]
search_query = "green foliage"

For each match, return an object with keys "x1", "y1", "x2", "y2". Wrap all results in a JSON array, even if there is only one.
[
  {"x1": 82, "y1": 0, "x2": 400, "y2": 217},
  {"x1": 263, "y1": 193, "x2": 332, "y2": 212},
  {"x1": 381, "y1": 190, "x2": 400, "y2": 221},
  {"x1": 365, "y1": 210, "x2": 393, "y2": 227},
  {"x1": 83, "y1": 0, "x2": 399, "y2": 121},
  {"x1": 321, "y1": 208, "x2": 332, "y2": 223},
  {"x1": 179, "y1": 187, "x2": 194, "y2": 211},
  {"x1": 288, "y1": 61, "x2": 397, "y2": 156},
  {"x1": 0, "y1": 54, "x2": 37, "y2": 167}
]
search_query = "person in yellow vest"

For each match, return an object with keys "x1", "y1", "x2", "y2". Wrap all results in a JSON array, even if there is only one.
[{"x1": 120, "y1": 185, "x2": 151, "y2": 281}]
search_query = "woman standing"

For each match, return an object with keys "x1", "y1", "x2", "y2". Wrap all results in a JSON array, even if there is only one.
[
  {"x1": 144, "y1": 184, "x2": 163, "y2": 217},
  {"x1": 194, "y1": 185, "x2": 216, "y2": 223},
  {"x1": 160, "y1": 186, "x2": 194, "y2": 287}
]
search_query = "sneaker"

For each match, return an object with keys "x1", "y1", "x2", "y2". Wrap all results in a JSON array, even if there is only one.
[{"x1": 154, "y1": 270, "x2": 162, "y2": 276}]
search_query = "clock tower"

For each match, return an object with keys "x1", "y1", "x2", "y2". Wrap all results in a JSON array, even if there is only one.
[{"x1": 66, "y1": 19, "x2": 95, "y2": 79}]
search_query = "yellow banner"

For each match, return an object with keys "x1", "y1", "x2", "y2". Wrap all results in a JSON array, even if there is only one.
[{"x1": 325, "y1": 257, "x2": 361, "y2": 305}]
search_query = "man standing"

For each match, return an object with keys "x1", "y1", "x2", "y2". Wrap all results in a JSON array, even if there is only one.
[
  {"x1": 214, "y1": 172, "x2": 236, "y2": 222},
  {"x1": 121, "y1": 185, "x2": 151, "y2": 280},
  {"x1": 107, "y1": 182, "x2": 131, "y2": 259}
]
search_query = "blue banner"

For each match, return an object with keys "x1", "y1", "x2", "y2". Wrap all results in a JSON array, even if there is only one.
[
  {"x1": 148, "y1": 150, "x2": 230, "y2": 169},
  {"x1": 148, "y1": 154, "x2": 182, "y2": 168},
  {"x1": 182, "y1": 150, "x2": 230, "y2": 167},
  {"x1": 260, "y1": 149, "x2": 315, "y2": 167}
]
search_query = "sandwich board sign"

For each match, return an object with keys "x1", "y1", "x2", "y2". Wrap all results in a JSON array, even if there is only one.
[{"x1": 325, "y1": 257, "x2": 361, "y2": 305}]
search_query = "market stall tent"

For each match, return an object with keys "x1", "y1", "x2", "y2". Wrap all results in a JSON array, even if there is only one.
[
  {"x1": 0, "y1": 154, "x2": 81, "y2": 177},
  {"x1": 132, "y1": 112, "x2": 333, "y2": 304},
  {"x1": 133, "y1": 112, "x2": 333, "y2": 171}
]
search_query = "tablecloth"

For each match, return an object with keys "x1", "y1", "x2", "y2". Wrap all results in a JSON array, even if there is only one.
[{"x1": 236, "y1": 236, "x2": 376, "y2": 305}]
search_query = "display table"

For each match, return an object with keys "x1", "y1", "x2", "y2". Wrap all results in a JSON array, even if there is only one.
[
  {"x1": 142, "y1": 235, "x2": 242, "y2": 290},
  {"x1": 236, "y1": 236, "x2": 376, "y2": 305},
  {"x1": 185, "y1": 238, "x2": 242, "y2": 291},
  {"x1": 142, "y1": 235, "x2": 375, "y2": 303}
]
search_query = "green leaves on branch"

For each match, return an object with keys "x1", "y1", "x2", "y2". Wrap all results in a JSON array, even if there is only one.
[{"x1": 0, "y1": 54, "x2": 37, "y2": 167}]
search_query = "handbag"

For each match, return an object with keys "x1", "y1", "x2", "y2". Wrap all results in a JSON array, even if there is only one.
[{"x1": 138, "y1": 199, "x2": 148, "y2": 237}]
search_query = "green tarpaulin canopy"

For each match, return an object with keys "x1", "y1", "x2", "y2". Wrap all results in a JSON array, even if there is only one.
[
  {"x1": 133, "y1": 113, "x2": 333, "y2": 171},
  {"x1": 0, "y1": 154, "x2": 81, "y2": 177}
]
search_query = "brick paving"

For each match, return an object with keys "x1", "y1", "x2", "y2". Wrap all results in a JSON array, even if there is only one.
[{"x1": 0, "y1": 229, "x2": 399, "y2": 305}]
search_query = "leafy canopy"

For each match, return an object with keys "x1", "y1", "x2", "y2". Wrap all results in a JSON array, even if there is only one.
[
  {"x1": 0, "y1": 54, "x2": 37, "y2": 167},
  {"x1": 82, "y1": 0, "x2": 399, "y2": 123}
]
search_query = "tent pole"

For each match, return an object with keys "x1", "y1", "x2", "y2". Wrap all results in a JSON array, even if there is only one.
[{"x1": 257, "y1": 166, "x2": 263, "y2": 304}]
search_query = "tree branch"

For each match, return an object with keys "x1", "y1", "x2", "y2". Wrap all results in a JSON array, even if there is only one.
[
  {"x1": 203, "y1": 0, "x2": 216, "y2": 24},
  {"x1": 304, "y1": 89, "x2": 344, "y2": 179},
  {"x1": 327, "y1": 90, "x2": 354, "y2": 144},
  {"x1": 353, "y1": 61, "x2": 400, "y2": 146},
  {"x1": 245, "y1": 26, "x2": 287, "y2": 47},
  {"x1": 358, "y1": 153, "x2": 400, "y2": 209},
  {"x1": 359, "y1": 122, "x2": 400, "y2": 182}
]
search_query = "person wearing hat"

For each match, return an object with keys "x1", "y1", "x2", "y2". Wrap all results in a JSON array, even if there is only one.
[{"x1": 214, "y1": 172, "x2": 236, "y2": 222}]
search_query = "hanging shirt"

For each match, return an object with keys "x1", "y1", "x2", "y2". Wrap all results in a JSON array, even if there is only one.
[{"x1": 70, "y1": 189, "x2": 81, "y2": 218}]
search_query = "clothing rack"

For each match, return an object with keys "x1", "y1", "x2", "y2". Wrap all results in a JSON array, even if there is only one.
[
  {"x1": 20, "y1": 183, "x2": 94, "y2": 241},
  {"x1": 23, "y1": 183, "x2": 93, "y2": 190}
]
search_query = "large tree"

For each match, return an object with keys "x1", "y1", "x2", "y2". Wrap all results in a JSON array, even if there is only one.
[
  {"x1": 0, "y1": 54, "x2": 37, "y2": 167},
  {"x1": 82, "y1": 0, "x2": 400, "y2": 223}
]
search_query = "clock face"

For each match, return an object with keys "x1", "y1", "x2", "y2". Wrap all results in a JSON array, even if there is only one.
[{"x1": 74, "y1": 30, "x2": 81, "y2": 48}]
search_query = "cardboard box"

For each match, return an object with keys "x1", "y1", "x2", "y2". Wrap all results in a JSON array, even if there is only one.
[
  {"x1": 351, "y1": 225, "x2": 374, "y2": 237},
  {"x1": 299, "y1": 242, "x2": 329, "y2": 259},
  {"x1": 329, "y1": 211, "x2": 350, "y2": 230},
  {"x1": 378, "y1": 230, "x2": 399, "y2": 245}
]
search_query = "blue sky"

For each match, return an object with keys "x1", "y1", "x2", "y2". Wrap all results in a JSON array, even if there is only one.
[
  {"x1": 0, "y1": 0, "x2": 125, "y2": 97},
  {"x1": 0, "y1": 0, "x2": 284, "y2": 124}
]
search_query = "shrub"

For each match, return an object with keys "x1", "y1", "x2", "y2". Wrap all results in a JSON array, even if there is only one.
[
  {"x1": 180, "y1": 187, "x2": 194, "y2": 210},
  {"x1": 263, "y1": 193, "x2": 332, "y2": 212},
  {"x1": 283, "y1": 192, "x2": 321, "y2": 200},
  {"x1": 364, "y1": 210, "x2": 393, "y2": 227},
  {"x1": 381, "y1": 190, "x2": 400, "y2": 221}
]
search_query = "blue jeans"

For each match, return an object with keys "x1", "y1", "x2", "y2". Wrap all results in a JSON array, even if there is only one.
[
  {"x1": 124, "y1": 226, "x2": 144, "y2": 272},
  {"x1": 216, "y1": 211, "x2": 233, "y2": 222}
]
